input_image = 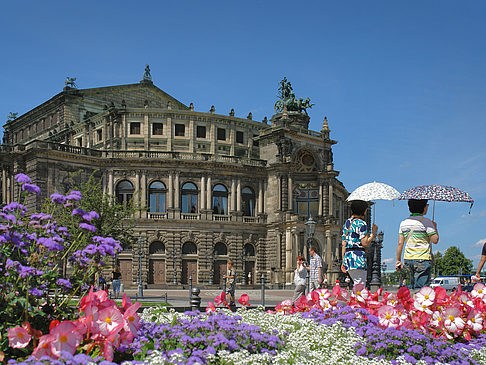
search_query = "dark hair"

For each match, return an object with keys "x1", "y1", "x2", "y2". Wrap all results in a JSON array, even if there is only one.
[
  {"x1": 408, "y1": 199, "x2": 428, "y2": 214},
  {"x1": 350, "y1": 200, "x2": 368, "y2": 216},
  {"x1": 309, "y1": 246, "x2": 318, "y2": 253}
]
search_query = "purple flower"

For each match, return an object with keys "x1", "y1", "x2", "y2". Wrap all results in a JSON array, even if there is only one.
[
  {"x1": 29, "y1": 288, "x2": 44, "y2": 296},
  {"x1": 72, "y1": 208, "x2": 87, "y2": 217},
  {"x1": 82, "y1": 211, "x2": 100, "y2": 222},
  {"x1": 38, "y1": 236, "x2": 64, "y2": 251},
  {"x1": 83, "y1": 244, "x2": 98, "y2": 255},
  {"x1": 57, "y1": 278, "x2": 72, "y2": 289},
  {"x1": 22, "y1": 183, "x2": 41, "y2": 195},
  {"x1": 66, "y1": 190, "x2": 82, "y2": 201},
  {"x1": 14, "y1": 173, "x2": 31, "y2": 184},
  {"x1": 50, "y1": 193, "x2": 66, "y2": 204},
  {"x1": 79, "y1": 222, "x2": 96, "y2": 232}
]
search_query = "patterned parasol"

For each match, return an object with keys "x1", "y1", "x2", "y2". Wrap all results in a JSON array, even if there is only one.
[
  {"x1": 346, "y1": 182, "x2": 401, "y2": 202},
  {"x1": 399, "y1": 184, "x2": 474, "y2": 220},
  {"x1": 346, "y1": 182, "x2": 400, "y2": 223}
]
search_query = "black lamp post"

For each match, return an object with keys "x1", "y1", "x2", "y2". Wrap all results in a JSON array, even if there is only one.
[
  {"x1": 370, "y1": 231, "x2": 384, "y2": 292},
  {"x1": 305, "y1": 215, "x2": 317, "y2": 262},
  {"x1": 136, "y1": 235, "x2": 145, "y2": 298}
]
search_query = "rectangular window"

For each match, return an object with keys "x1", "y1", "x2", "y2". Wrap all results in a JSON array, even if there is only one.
[
  {"x1": 217, "y1": 128, "x2": 226, "y2": 141},
  {"x1": 130, "y1": 122, "x2": 141, "y2": 135},
  {"x1": 196, "y1": 126, "x2": 206, "y2": 138},
  {"x1": 152, "y1": 123, "x2": 163, "y2": 135},
  {"x1": 77, "y1": 137, "x2": 83, "y2": 146},
  {"x1": 96, "y1": 129, "x2": 103, "y2": 142},
  {"x1": 175, "y1": 124, "x2": 185, "y2": 136},
  {"x1": 236, "y1": 131, "x2": 244, "y2": 144}
]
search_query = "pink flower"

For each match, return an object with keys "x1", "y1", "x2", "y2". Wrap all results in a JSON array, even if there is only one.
[
  {"x1": 206, "y1": 301, "x2": 216, "y2": 313},
  {"x1": 98, "y1": 306, "x2": 124, "y2": 336},
  {"x1": 415, "y1": 287, "x2": 435, "y2": 305},
  {"x1": 443, "y1": 307, "x2": 465, "y2": 335},
  {"x1": 315, "y1": 288, "x2": 332, "y2": 300},
  {"x1": 413, "y1": 298, "x2": 433, "y2": 314},
  {"x1": 377, "y1": 305, "x2": 400, "y2": 328},
  {"x1": 384, "y1": 293, "x2": 399, "y2": 307},
  {"x1": 122, "y1": 293, "x2": 133, "y2": 311},
  {"x1": 32, "y1": 334, "x2": 54, "y2": 359},
  {"x1": 214, "y1": 291, "x2": 225, "y2": 306},
  {"x1": 458, "y1": 293, "x2": 474, "y2": 309},
  {"x1": 123, "y1": 302, "x2": 141, "y2": 335},
  {"x1": 467, "y1": 310, "x2": 483, "y2": 333},
  {"x1": 352, "y1": 284, "x2": 370, "y2": 304},
  {"x1": 430, "y1": 310, "x2": 443, "y2": 329},
  {"x1": 8, "y1": 326, "x2": 31, "y2": 348},
  {"x1": 471, "y1": 283, "x2": 486, "y2": 300},
  {"x1": 50, "y1": 321, "x2": 83, "y2": 357},
  {"x1": 238, "y1": 294, "x2": 250, "y2": 306}
]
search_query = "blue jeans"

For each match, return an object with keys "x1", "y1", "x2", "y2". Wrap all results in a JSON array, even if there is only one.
[
  {"x1": 404, "y1": 259, "x2": 433, "y2": 289},
  {"x1": 112, "y1": 279, "x2": 121, "y2": 294}
]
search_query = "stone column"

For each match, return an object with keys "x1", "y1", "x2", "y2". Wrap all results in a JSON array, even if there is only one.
[
  {"x1": 167, "y1": 117, "x2": 172, "y2": 151},
  {"x1": 121, "y1": 114, "x2": 126, "y2": 150},
  {"x1": 277, "y1": 175, "x2": 282, "y2": 211},
  {"x1": 108, "y1": 171, "x2": 113, "y2": 196},
  {"x1": 103, "y1": 119, "x2": 108, "y2": 149},
  {"x1": 174, "y1": 173, "x2": 180, "y2": 209},
  {"x1": 258, "y1": 180, "x2": 263, "y2": 214},
  {"x1": 135, "y1": 171, "x2": 140, "y2": 217},
  {"x1": 206, "y1": 176, "x2": 212, "y2": 210},
  {"x1": 2, "y1": 167, "x2": 6, "y2": 204},
  {"x1": 168, "y1": 173, "x2": 173, "y2": 209},
  {"x1": 288, "y1": 175, "x2": 293, "y2": 211},
  {"x1": 285, "y1": 228, "x2": 292, "y2": 284},
  {"x1": 189, "y1": 118, "x2": 195, "y2": 152},
  {"x1": 230, "y1": 179, "x2": 236, "y2": 212},
  {"x1": 200, "y1": 176, "x2": 206, "y2": 210},
  {"x1": 318, "y1": 183, "x2": 323, "y2": 216},
  {"x1": 326, "y1": 231, "x2": 332, "y2": 279},
  {"x1": 140, "y1": 172, "x2": 147, "y2": 218},
  {"x1": 329, "y1": 184, "x2": 334, "y2": 217},
  {"x1": 144, "y1": 114, "x2": 149, "y2": 150},
  {"x1": 236, "y1": 179, "x2": 241, "y2": 212}
]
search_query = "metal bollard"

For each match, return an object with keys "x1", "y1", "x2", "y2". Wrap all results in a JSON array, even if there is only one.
[
  {"x1": 261, "y1": 273, "x2": 265, "y2": 309},
  {"x1": 306, "y1": 270, "x2": 310, "y2": 294},
  {"x1": 163, "y1": 291, "x2": 168, "y2": 304},
  {"x1": 189, "y1": 275, "x2": 193, "y2": 304},
  {"x1": 191, "y1": 287, "x2": 201, "y2": 311}
]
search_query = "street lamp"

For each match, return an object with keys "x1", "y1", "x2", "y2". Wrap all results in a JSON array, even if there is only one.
[
  {"x1": 136, "y1": 235, "x2": 145, "y2": 298},
  {"x1": 305, "y1": 215, "x2": 317, "y2": 262},
  {"x1": 370, "y1": 231, "x2": 384, "y2": 292}
]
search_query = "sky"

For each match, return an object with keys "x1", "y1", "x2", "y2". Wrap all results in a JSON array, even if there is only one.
[{"x1": 1, "y1": 1, "x2": 485, "y2": 271}]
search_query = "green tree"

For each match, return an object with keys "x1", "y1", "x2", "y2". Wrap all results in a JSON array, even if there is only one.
[
  {"x1": 44, "y1": 171, "x2": 142, "y2": 252},
  {"x1": 433, "y1": 246, "x2": 472, "y2": 276}
]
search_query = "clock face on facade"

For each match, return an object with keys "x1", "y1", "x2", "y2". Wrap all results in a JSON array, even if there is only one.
[{"x1": 297, "y1": 151, "x2": 317, "y2": 172}]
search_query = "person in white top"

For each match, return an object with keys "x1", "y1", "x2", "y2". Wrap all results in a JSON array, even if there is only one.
[{"x1": 292, "y1": 256, "x2": 308, "y2": 304}]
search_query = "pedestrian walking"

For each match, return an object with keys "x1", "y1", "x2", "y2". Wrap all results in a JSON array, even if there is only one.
[
  {"x1": 341, "y1": 200, "x2": 378, "y2": 286},
  {"x1": 292, "y1": 256, "x2": 308, "y2": 304},
  {"x1": 472, "y1": 241, "x2": 486, "y2": 283},
  {"x1": 112, "y1": 265, "x2": 122, "y2": 299},
  {"x1": 305, "y1": 246, "x2": 322, "y2": 291},
  {"x1": 395, "y1": 199, "x2": 439, "y2": 289},
  {"x1": 223, "y1": 260, "x2": 236, "y2": 305}
]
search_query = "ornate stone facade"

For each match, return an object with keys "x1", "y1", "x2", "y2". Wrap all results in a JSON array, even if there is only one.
[{"x1": 0, "y1": 75, "x2": 350, "y2": 288}]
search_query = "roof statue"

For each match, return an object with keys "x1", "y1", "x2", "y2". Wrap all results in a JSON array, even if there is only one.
[
  {"x1": 65, "y1": 77, "x2": 77, "y2": 88},
  {"x1": 143, "y1": 64, "x2": 152, "y2": 81},
  {"x1": 274, "y1": 77, "x2": 314, "y2": 115},
  {"x1": 7, "y1": 112, "x2": 18, "y2": 121}
]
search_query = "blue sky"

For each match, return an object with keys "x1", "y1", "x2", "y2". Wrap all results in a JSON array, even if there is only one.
[{"x1": 1, "y1": 1, "x2": 485, "y2": 270}]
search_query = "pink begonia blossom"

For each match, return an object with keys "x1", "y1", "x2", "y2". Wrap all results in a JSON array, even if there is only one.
[
  {"x1": 32, "y1": 334, "x2": 54, "y2": 359},
  {"x1": 377, "y1": 305, "x2": 400, "y2": 328},
  {"x1": 471, "y1": 283, "x2": 486, "y2": 300},
  {"x1": 458, "y1": 293, "x2": 474, "y2": 308},
  {"x1": 431, "y1": 310, "x2": 444, "y2": 329},
  {"x1": 98, "y1": 306, "x2": 124, "y2": 336},
  {"x1": 413, "y1": 298, "x2": 433, "y2": 314},
  {"x1": 206, "y1": 301, "x2": 216, "y2": 313},
  {"x1": 467, "y1": 310, "x2": 483, "y2": 333},
  {"x1": 50, "y1": 321, "x2": 83, "y2": 357},
  {"x1": 415, "y1": 287, "x2": 435, "y2": 306},
  {"x1": 123, "y1": 302, "x2": 142, "y2": 335},
  {"x1": 352, "y1": 284, "x2": 370, "y2": 303},
  {"x1": 385, "y1": 293, "x2": 399, "y2": 307},
  {"x1": 8, "y1": 326, "x2": 31, "y2": 348},
  {"x1": 444, "y1": 307, "x2": 466, "y2": 335},
  {"x1": 316, "y1": 288, "x2": 332, "y2": 300}
]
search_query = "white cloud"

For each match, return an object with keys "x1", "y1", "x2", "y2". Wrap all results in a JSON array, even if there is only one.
[
  {"x1": 473, "y1": 238, "x2": 486, "y2": 247},
  {"x1": 382, "y1": 257, "x2": 394, "y2": 264}
]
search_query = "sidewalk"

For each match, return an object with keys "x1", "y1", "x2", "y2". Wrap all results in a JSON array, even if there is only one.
[{"x1": 121, "y1": 288, "x2": 295, "y2": 307}]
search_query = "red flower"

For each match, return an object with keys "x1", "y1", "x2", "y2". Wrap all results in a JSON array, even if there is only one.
[{"x1": 238, "y1": 294, "x2": 250, "y2": 306}]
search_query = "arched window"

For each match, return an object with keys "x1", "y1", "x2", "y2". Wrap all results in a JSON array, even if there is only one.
[
  {"x1": 149, "y1": 181, "x2": 166, "y2": 212},
  {"x1": 293, "y1": 186, "x2": 319, "y2": 217},
  {"x1": 182, "y1": 242, "x2": 198, "y2": 255},
  {"x1": 243, "y1": 243, "x2": 255, "y2": 257},
  {"x1": 181, "y1": 182, "x2": 198, "y2": 213},
  {"x1": 149, "y1": 241, "x2": 165, "y2": 254},
  {"x1": 212, "y1": 184, "x2": 228, "y2": 215},
  {"x1": 214, "y1": 242, "x2": 228, "y2": 256},
  {"x1": 242, "y1": 187, "x2": 256, "y2": 216},
  {"x1": 116, "y1": 180, "x2": 134, "y2": 205}
]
